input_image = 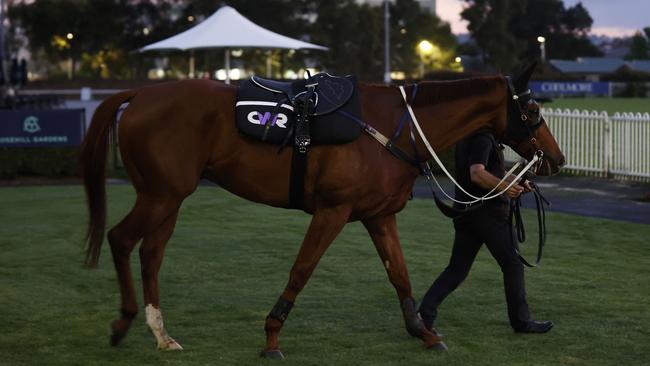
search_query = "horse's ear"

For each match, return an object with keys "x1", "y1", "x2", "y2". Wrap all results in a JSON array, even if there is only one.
[{"x1": 514, "y1": 61, "x2": 538, "y2": 90}]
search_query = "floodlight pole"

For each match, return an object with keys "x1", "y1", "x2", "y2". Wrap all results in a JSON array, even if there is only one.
[
  {"x1": 383, "y1": 0, "x2": 391, "y2": 85},
  {"x1": 0, "y1": 0, "x2": 6, "y2": 85}
]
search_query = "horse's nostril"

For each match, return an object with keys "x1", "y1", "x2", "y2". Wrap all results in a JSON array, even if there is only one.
[{"x1": 558, "y1": 156, "x2": 566, "y2": 167}]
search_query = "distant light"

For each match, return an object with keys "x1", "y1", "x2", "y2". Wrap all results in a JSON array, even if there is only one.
[
  {"x1": 156, "y1": 69, "x2": 165, "y2": 78},
  {"x1": 390, "y1": 71, "x2": 406, "y2": 80},
  {"x1": 400, "y1": 28, "x2": 407, "y2": 34},
  {"x1": 455, "y1": 56, "x2": 462, "y2": 63},
  {"x1": 537, "y1": 36, "x2": 546, "y2": 43},
  {"x1": 284, "y1": 70, "x2": 298, "y2": 80},
  {"x1": 230, "y1": 69, "x2": 241, "y2": 80},
  {"x1": 417, "y1": 40, "x2": 434, "y2": 55},
  {"x1": 215, "y1": 69, "x2": 227, "y2": 80},
  {"x1": 66, "y1": 33, "x2": 74, "y2": 40},
  {"x1": 143, "y1": 27, "x2": 150, "y2": 35},
  {"x1": 231, "y1": 49, "x2": 243, "y2": 57},
  {"x1": 187, "y1": 15, "x2": 195, "y2": 22}
]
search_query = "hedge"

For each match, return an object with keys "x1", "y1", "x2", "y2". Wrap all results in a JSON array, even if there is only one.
[{"x1": 0, "y1": 147, "x2": 80, "y2": 179}]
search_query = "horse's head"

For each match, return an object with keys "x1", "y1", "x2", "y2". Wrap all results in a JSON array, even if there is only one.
[{"x1": 501, "y1": 62, "x2": 565, "y2": 176}]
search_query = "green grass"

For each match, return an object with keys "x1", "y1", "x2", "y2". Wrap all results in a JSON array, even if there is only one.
[
  {"x1": 543, "y1": 98, "x2": 650, "y2": 115},
  {"x1": 1, "y1": 185, "x2": 649, "y2": 366}
]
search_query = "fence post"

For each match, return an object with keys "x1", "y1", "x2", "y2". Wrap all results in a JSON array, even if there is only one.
[{"x1": 604, "y1": 113, "x2": 612, "y2": 178}]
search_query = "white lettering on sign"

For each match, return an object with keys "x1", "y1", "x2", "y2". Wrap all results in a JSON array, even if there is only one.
[{"x1": 540, "y1": 83, "x2": 594, "y2": 93}]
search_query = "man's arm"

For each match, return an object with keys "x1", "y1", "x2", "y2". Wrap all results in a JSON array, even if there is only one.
[{"x1": 469, "y1": 164, "x2": 524, "y2": 199}]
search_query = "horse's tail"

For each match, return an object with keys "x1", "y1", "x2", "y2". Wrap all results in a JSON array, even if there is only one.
[{"x1": 81, "y1": 89, "x2": 137, "y2": 268}]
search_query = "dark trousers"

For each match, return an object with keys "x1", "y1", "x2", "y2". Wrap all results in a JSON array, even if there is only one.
[{"x1": 418, "y1": 206, "x2": 530, "y2": 330}]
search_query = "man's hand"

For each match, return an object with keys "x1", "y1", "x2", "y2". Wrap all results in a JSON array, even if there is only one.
[
  {"x1": 521, "y1": 180, "x2": 534, "y2": 193},
  {"x1": 505, "y1": 183, "x2": 524, "y2": 198},
  {"x1": 470, "y1": 163, "x2": 526, "y2": 199}
]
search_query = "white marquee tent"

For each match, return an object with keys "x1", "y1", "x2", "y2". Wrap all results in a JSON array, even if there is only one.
[{"x1": 140, "y1": 5, "x2": 328, "y2": 83}]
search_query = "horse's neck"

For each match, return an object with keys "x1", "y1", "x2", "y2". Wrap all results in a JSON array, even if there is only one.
[{"x1": 409, "y1": 77, "x2": 507, "y2": 152}]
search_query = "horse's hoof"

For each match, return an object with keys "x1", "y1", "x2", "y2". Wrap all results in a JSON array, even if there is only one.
[
  {"x1": 110, "y1": 320, "x2": 127, "y2": 347},
  {"x1": 158, "y1": 339, "x2": 183, "y2": 351},
  {"x1": 431, "y1": 341, "x2": 448, "y2": 351},
  {"x1": 110, "y1": 332, "x2": 125, "y2": 347},
  {"x1": 260, "y1": 349, "x2": 285, "y2": 359}
]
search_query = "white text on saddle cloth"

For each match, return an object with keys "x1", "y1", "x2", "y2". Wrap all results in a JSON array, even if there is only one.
[{"x1": 247, "y1": 111, "x2": 289, "y2": 128}]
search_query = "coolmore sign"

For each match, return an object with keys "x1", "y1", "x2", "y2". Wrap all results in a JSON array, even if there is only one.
[
  {"x1": 0, "y1": 109, "x2": 86, "y2": 147},
  {"x1": 530, "y1": 81, "x2": 610, "y2": 96}
]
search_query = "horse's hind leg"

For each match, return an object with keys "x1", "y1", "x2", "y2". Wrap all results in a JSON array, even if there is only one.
[
  {"x1": 262, "y1": 205, "x2": 351, "y2": 359},
  {"x1": 362, "y1": 215, "x2": 447, "y2": 350},
  {"x1": 107, "y1": 195, "x2": 180, "y2": 347},
  {"x1": 107, "y1": 196, "x2": 150, "y2": 346},
  {"x1": 139, "y1": 210, "x2": 183, "y2": 351}
]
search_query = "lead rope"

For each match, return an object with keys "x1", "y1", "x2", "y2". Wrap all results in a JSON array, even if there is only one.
[{"x1": 509, "y1": 182, "x2": 550, "y2": 267}]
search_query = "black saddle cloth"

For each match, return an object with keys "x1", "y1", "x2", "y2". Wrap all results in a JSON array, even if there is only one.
[{"x1": 235, "y1": 74, "x2": 362, "y2": 145}]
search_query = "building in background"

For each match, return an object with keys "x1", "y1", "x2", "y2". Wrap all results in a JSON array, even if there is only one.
[{"x1": 356, "y1": 0, "x2": 437, "y2": 15}]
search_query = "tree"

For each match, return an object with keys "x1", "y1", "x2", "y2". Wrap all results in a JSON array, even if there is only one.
[
  {"x1": 626, "y1": 30, "x2": 649, "y2": 60},
  {"x1": 8, "y1": 0, "x2": 457, "y2": 81},
  {"x1": 461, "y1": 0, "x2": 524, "y2": 72},
  {"x1": 541, "y1": 2, "x2": 602, "y2": 59},
  {"x1": 390, "y1": 0, "x2": 458, "y2": 75},
  {"x1": 461, "y1": 0, "x2": 602, "y2": 72},
  {"x1": 302, "y1": 0, "x2": 383, "y2": 79},
  {"x1": 305, "y1": 0, "x2": 457, "y2": 80}
]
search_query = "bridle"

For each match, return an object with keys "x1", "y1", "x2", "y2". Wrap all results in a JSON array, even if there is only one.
[{"x1": 503, "y1": 76, "x2": 546, "y2": 174}]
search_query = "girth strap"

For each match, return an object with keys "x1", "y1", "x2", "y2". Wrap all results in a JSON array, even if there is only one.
[{"x1": 289, "y1": 85, "x2": 316, "y2": 210}]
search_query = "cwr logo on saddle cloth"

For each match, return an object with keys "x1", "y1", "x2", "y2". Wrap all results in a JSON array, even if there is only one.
[{"x1": 235, "y1": 73, "x2": 362, "y2": 145}]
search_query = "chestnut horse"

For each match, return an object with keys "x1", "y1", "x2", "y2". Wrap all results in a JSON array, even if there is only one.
[{"x1": 81, "y1": 63, "x2": 564, "y2": 357}]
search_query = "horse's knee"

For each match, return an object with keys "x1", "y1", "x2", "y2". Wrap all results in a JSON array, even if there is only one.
[{"x1": 108, "y1": 227, "x2": 138, "y2": 256}]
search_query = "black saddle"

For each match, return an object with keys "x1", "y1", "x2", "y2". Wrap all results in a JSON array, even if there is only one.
[
  {"x1": 236, "y1": 72, "x2": 362, "y2": 211},
  {"x1": 235, "y1": 74, "x2": 361, "y2": 146},
  {"x1": 252, "y1": 73, "x2": 354, "y2": 116}
]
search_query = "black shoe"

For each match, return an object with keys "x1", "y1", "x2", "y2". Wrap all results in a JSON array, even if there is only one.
[{"x1": 514, "y1": 320, "x2": 554, "y2": 334}]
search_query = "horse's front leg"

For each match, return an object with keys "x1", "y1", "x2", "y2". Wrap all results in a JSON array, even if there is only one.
[
  {"x1": 363, "y1": 214, "x2": 447, "y2": 350},
  {"x1": 261, "y1": 204, "x2": 351, "y2": 359}
]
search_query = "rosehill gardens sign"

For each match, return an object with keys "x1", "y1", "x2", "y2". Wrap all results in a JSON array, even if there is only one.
[{"x1": 0, "y1": 109, "x2": 86, "y2": 147}]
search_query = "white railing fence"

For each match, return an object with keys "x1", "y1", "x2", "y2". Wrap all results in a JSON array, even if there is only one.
[{"x1": 504, "y1": 108, "x2": 650, "y2": 182}]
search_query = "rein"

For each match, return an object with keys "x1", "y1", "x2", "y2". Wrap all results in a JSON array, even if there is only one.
[
  {"x1": 339, "y1": 81, "x2": 542, "y2": 204},
  {"x1": 509, "y1": 182, "x2": 550, "y2": 267}
]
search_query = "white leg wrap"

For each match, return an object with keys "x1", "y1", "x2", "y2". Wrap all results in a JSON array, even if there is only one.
[{"x1": 145, "y1": 304, "x2": 183, "y2": 351}]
